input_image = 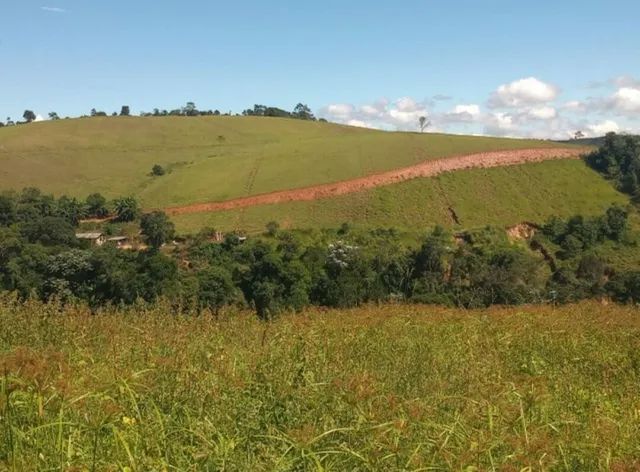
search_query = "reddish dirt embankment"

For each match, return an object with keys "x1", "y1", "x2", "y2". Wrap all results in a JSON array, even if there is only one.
[{"x1": 166, "y1": 147, "x2": 585, "y2": 216}]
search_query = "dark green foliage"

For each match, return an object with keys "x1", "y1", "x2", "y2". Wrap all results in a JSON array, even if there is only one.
[
  {"x1": 265, "y1": 221, "x2": 280, "y2": 236},
  {"x1": 120, "y1": 105, "x2": 130, "y2": 116},
  {"x1": 238, "y1": 241, "x2": 311, "y2": 319},
  {"x1": 140, "y1": 211, "x2": 175, "y2": 248},
  {"x1": 586, "y1": 132, "x2": 640, "y2": 197},
  {"x1": 85, "y1": 193, "x2": 109, "y2": 218},
  {"x1": 0, "y1": 194, "x2": 17, "y2": 226},
  {"x1": 151, "y1": 164, "x2": 166, "y2": 176},
  {"x1": 113, "y1": 196, "x2": 139, "y2": 222},
  {"x1": 542, "y1": 208, "x2": 627, "y2": 259},
  {"x1": 55, "y1": 195, "x2": 86, "y2": 225},
  {"x1": 197, "y1": 267, "x2": 236, "y2": 314},
  {"x1": 23, "y1": 110, "x2": 36, "y2": 122},
  {"x1": 44, "y1": 249, "x2": 95, "y2": 301},
  {"x1": 20, "y1": 216, "x2": 77, "y2": 246},
  {"x1": 607, "y1": 271, "x2": 640, "y2": 302},
  {"x1": 605, "y1": 205, "x2": 628, "y2": 240},
  {"x1": 292, "y1": 103, "x2": 316, "y2": 121},
  {"x1": 242, "y1": 103, "x2": 317, "y2": 121}
]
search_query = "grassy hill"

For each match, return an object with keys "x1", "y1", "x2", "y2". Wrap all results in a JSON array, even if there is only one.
[
  {"x1": 0, "y1": 116, "x2": 567, "y2": 210},
  {"x1": 3, "y1": 300, "x2": 640, "y2": 469},
  {"x1": 1, "y1": 116, "x2": 621, "y2": 234},
  {"x1": 172, "y1": 159, "x2": 628, "y2": 233}
]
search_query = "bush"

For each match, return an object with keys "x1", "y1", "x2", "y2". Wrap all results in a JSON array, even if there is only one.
[
  {"x1": 265, "y1": 221, "x2": 280, "y2": 236},
  {"x1": 152, "y1": 164, "x2": 166, "y2": 176}
]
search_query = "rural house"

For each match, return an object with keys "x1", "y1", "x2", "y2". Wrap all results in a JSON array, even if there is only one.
[{"x1": 75, "y1": 232, "x2": 106, "y2": 246}]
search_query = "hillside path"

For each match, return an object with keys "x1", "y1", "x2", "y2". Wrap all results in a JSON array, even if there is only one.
[{"x1": 166, "y1": 147, "x2": 586, "y2": 216}]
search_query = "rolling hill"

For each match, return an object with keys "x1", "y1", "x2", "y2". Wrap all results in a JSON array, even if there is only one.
[
  {"x1": 1, "y1": 115, "x2": 624, "y2": 233},
  {"x1": 1, "y1": 116, "x2": 569, "y2": 205}
]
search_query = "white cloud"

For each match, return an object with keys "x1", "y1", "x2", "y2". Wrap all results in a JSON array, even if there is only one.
[
  {"x1": 326, "y1": 104, "x2": 353, "y2": 118},
  {"x1": 360, "y1": 105, "x2": 380, "y2": 116},
  {"x1": 587, "y1": 120, "x2": 620, "y2": 135},
  {"x1": 319, "y1": 74, "x2": 640, "y2": 138},
  {"x1": 453, "y1": 104, "x2": 480, "y2": 116},
  {"x1": 614, "y1": 75, "x2": 640, "y2": 88},
  {"x1": 489, "y1": 77, "x2": 558, "y2": 108},
  {"x1": 320, "y1": 97, "x2": 429, "y2": 131},
  {"x1": 395, "y1": 97, "x2": 420, "y2": 112},
  {"x1": 612, "y1": 87, "x2": 640, "y2": 113},
  {"x1": 34, "y1": 114, "x2": 45, "y2": 122},
  {"x1": 561, "y1": 100, "x2": 584, "y2": 111},
  {"x1": 526, "y1": 106, "x2": 557, "y2": 120},
  {"x1": 441, "y1": 104, "x2": 482, "y2": 123},
  {"x1": 483, "y1": 112, "x2": 516, "y2": 136},
  {"x1": 41, "y1": 6, "x2": 66, "y2": 12},
  {"x1": 347, "y1": 119, "x2": 371, "y2": 128}
]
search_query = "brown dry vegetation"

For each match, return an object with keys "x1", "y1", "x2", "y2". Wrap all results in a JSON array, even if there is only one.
[{"x1": 1, "y1": 298, "x2": 640, "y2": 470}]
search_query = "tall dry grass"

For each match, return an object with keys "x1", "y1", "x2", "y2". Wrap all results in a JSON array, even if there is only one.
[{"x1": 1, "y1": 296, "x2": 639, "y2": 470}]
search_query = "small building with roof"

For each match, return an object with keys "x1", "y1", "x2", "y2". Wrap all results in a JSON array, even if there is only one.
[{"x1": 75, "y1": 232, "x2": 106, "y2": 246}]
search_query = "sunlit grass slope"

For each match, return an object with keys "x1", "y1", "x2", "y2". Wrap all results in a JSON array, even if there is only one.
[
  {"x1": 173, "y1": 159, "x2": 628, "y2": 233},
  {"x1": 2, "y1": 300, "x2": 639, "y2": 470},
  {"x1": 0, "y1": 116, "x2": 566, "y2": 208}
]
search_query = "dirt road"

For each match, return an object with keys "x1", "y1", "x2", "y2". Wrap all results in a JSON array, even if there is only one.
[{"x1": 166, "y1": 147, "x2": 585, "y2": 216}]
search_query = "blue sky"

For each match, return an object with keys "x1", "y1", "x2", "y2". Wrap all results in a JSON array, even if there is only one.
[{"x1": 1, "y1": 0, "x2": 639, "y2": 137}]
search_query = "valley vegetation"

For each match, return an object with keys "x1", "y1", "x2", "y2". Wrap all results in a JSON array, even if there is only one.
[{"x1": 0, "y1": 184, "x2": 638, "y2": 317}]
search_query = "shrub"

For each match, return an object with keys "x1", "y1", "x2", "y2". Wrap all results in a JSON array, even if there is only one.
[{"x1": 152, "y1": 164, "x2": 166, "y2": 176}]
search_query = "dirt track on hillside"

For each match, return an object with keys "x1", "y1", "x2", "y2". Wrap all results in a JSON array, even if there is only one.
[{"x1": 166, "y1": 147, "x2": 585, "y2": 216}]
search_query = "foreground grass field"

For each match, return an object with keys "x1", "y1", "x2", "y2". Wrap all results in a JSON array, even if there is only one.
[
  {"x1": 0, "y1": 116, "x2": 567, "y2": 208},
  {"x1": 2, "y1": 300, "x2": 639, "y2": 470},
  {"x1": 173, "y1": 159, "x2": 628, "y2": 234}
]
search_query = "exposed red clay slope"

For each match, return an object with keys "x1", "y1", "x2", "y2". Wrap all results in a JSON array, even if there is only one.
[{"x1": 166, "y1": 147, "x2": 585, "y2": 216}]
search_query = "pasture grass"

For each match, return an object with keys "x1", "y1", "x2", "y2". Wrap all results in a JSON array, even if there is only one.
[
  {"x1": 0, "y1": 116, "x2": 568, "y2": 208},
  {"x1": 1, "y1": 299, "x2": 640, "y2": 470},
  {"x1": 173, "y1": 159, "x2": 628, "y2": 234}
]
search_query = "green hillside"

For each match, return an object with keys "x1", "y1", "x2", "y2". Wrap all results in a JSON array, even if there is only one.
[
  {"x1": 173, "y1": 159, "x2": 628, "y2": 233},
  {"x1": 0, "y1": 116, "x2": 567, "y2": 209}
]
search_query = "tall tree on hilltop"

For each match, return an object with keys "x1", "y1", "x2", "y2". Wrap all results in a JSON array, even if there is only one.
[
  {"x1": 23, "y1": 110, "x2": 36, "y2": 123},
  {"x1": 419, "y1": 116, "x2": 430, "y2": 132}
]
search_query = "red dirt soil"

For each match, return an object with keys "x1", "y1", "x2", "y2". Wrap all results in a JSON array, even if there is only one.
[{"x1": 166, "y1": 147, "x2": 586, "y2": 216}]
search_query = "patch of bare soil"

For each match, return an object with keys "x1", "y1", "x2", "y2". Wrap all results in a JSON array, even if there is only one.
[{"x1": 166, "y1": 147, "x2": 585, "y2": 216}]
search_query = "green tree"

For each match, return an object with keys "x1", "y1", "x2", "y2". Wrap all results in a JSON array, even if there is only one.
[
  {"x1": 292, "y1": 103, "x2": 315, "y2": 120},
  {"x1": 23, "y1": 110, "x2": 36, "y2": 123},
  {"x1": 120, "y1": 105, "x2": 130, "y2": 116},
  {"x1": 418, "y1": 116, "x2": 430, "y2": 132},
  {"x1": 605, "y1": 205, "x2": 628, "y2": 241},
  {"x1": 184, "y1": 102, "x2": 198, "y2": 116},
  {"x1": 586, "y1": 132, "x2": 640, "y2": 196},
  {"x1": 0, "y1": 194, "x2": 17, "y2": 226},
  {"x1": 85, "y1": 193, "x2": 109, "y2": 218},
  {"x1": 140, "y1": 211, "x2": 175, "y2": 249},
  {"x1": 20, "y1": 216, "x2": 77, "y2": 246},
  {"x1": 113, "y1": 197, "x2": 139, "y2": 222},
  {"x1": 197, "y1": 266, "x2": 236, "y2": 315},
  {"x1": 55, "y1": 196, "x2": 86, "y2": 226},
  {"x1": 44, "y1": 249, "x2": 94, "y2": 301},
  {"x1": 48, "y1": 112, "x2": 60, "y2": 120}
]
